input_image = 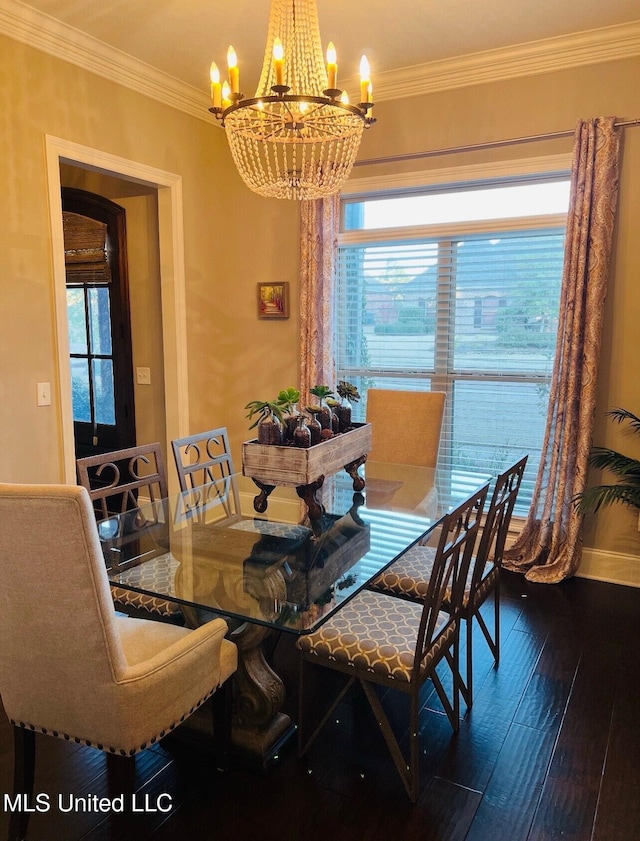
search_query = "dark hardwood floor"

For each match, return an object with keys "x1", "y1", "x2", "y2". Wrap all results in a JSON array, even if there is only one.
[{"x1": 2, "y1": 571, "x2": 639, "y2": 841}]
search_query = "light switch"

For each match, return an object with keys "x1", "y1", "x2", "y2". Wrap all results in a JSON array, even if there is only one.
[
  {"x1": 37, "y1": 382, "x2": 51, "y2": 406},
  {"x1": 136, "y1": 367, "x2": 151, "y2": 385}
]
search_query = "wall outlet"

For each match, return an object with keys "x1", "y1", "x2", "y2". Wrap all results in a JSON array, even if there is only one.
[
  {"x1": 37, "y1": 382, "x2": 51, "y2": 406},
  {"x1": 136, "y1": 367, "x2": 151, "y2": 385}
]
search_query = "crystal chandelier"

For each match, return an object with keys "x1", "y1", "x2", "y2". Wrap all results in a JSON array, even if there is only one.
[{"x1": 209, "y1": 0, "x2": 375, "y2": 201}]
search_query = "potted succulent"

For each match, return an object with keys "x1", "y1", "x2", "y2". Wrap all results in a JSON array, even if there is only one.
[
  {"x1": 336, "y1": 380, "x2": 361, "y2": 431},
  {"x1": 245, "y1": 399, "x2": 284, "y2": 445},
  {"x1": 574, "y1": 408, "x2": 640, "y2": 513},
  {"x1": 309, "y1": 384, "x2": 334, "y2": 431},
  {"x1": 277, "y1": 387, "x2": 302, "y2": 443}
]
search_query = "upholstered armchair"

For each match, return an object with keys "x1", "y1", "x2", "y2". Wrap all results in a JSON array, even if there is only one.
[{"x1": 0, "y1": 483, "x2": 238, "y2": 841}]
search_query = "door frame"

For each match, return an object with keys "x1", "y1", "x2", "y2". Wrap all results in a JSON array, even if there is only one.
[{"x1": 45, "y1": 135, "x2": 190, "y2": 486}]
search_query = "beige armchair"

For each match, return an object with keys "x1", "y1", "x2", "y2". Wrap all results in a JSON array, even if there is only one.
[{"x1": 0, "y1": 483, "x2": 237, "y2": 841}]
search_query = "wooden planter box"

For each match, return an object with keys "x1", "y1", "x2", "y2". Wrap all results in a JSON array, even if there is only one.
[{"x1": 242, "y1": 422, "x2": 372, "y2": 487}]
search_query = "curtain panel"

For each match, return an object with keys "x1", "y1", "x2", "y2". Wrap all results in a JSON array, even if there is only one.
[
  {"x1": 504, "y1": 117, "x2": 622, "y2": 583},
  {"x1": 298, "y1": 195, "x2": 340, "y2": 402}
]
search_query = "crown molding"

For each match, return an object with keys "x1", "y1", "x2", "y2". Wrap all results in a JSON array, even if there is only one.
[
  {"x1": 2, "y1": 0, "x2": 640, "y2": 119},
  {"x1": 0, "y1": 0, "x2": 212, "y2": 122},
  {"x1": 357, "y1": 20, "x2": 640, "y2": 100}
]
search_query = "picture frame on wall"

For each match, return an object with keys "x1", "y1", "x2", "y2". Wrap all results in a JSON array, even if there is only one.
[{"x1": 257, "y1": 282, "x2": 290, "y2": 319}]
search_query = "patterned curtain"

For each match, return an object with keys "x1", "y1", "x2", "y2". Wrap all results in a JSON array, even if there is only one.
[
  {"x1": 504, "y1": 117, "x2": 622, "y2": 583},
  {"x1": 299, "y1": 194, "x2": 340, "y2": 402}
]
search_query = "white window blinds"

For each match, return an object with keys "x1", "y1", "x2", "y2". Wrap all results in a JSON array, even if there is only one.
[{"x1": 335, "y1": 179, "x2": 569, "y2": 514}]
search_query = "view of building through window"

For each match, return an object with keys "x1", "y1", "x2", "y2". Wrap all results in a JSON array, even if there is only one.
[{"x1": 336, "y1": 177, "x2": 571, "y2": 511}]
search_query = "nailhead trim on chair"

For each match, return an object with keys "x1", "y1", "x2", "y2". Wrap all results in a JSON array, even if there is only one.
[{"x1": 9, "y1": 684, "x2": 219, "y2": 756}]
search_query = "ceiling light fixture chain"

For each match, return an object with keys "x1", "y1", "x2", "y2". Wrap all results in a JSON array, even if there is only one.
[{"x1": 208, "y1": 0, "x2": 375, "y2": 200}]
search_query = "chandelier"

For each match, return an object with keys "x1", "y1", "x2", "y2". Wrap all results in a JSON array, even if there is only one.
[{"x1": 208, "y1": 0, "x2": 375, "y2": 201}]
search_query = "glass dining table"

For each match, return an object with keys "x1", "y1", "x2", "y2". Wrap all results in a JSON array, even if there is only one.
[{"x1": 96, "y1": 460, "x2": 462, "y2": 768}]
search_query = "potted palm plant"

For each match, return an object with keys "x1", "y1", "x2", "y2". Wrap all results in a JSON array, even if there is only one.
[{"x1": 574, "y1": 408, "x2": 640, "y2": 513}]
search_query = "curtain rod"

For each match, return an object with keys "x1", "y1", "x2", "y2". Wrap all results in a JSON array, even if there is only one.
[{"x1": 354, "y1": 118, "x2": 640, "y2": 168}]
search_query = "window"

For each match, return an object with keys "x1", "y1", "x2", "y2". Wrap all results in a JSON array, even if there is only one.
[{"x1": 335, "y1": 176, "x2": 571, "y2": 513}]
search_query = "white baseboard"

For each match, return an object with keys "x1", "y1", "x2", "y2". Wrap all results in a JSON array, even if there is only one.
[{"x1": 577, "y1": 548, "x2": 640, "y2": 588}]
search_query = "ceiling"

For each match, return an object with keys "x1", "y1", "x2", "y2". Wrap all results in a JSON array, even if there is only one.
[{"x1": 7, "y1": 0, "x2": 640, "y2": 98}]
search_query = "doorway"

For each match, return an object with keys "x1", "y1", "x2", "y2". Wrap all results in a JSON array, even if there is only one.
[
  {"x1": 45, "y1": 136, "x2": 190, "y2": 486},
  {"x1": 62, "y1": 187, "x2": 136, "y2": 459}
]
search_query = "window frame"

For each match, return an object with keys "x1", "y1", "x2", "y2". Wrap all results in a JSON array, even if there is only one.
[{"x1": 335, "y1": 158, "x2": 572, "y2": 514}]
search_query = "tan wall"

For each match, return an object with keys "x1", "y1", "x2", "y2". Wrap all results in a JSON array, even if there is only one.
[
  {"x1": 0, "y1": 34, "x2": 300, "y2": 483},
  {"x1": 2, "y1": 30, "x2": 640, "y2": 561}
]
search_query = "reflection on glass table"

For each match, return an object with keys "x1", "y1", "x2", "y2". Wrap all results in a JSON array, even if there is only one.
[
  {"x1": 96, "y1": 462, "x2": 484, "y2": 769},
  {"x1": 98, "y1": 465, "x2": 444, "y2": 636}
]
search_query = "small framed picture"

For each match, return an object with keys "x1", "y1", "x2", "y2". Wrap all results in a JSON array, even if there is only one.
[{"x1": 257, "y1": 282, "x2": 290, "y2": 319}]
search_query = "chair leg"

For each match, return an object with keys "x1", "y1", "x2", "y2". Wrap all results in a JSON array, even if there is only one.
[
  {"x1": 409, "y1": 690, "x2": 420, "y2": 804},
  {"x1": 212, "y1": 678, "x2": 234, "y2": 771},
  {"x1": 297, "y1": 656, "x2": 355, "y2": 758},
  {"x1": 360, "y1": 680, "x2": 418, "y2": 802},
  {"x1": 494, "y1": 580, "x2": 501, "y2": 665},
  {"x1": 476, "y1": 595, "x2": 499, "y2": 663},
  {"x1": 106, "y1": 752, "x2": 136, "y2": 799},
  {"x1": 9, "y1": 727, "x2": 35, "y2": 841},
  {"x1": 464, "y1": 614, "x2": 474, "y2": 707}
]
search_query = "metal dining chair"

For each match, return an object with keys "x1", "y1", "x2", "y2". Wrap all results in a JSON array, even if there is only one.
[
  {"x1": 172, "y1": 427, "x2": 235, "y2": 491},
  {"x1": 76, "y1": 443, "x2": 183, "y2": 622},
  {"x1": 369, "y1": 455, "x2": 528, "y2": 706},
  {"x1": 171, "y1": 428, "x2": 241, "y2": 521},
  {"x1": 297, "y1": 483, "x2": 489, "y2": 802}
]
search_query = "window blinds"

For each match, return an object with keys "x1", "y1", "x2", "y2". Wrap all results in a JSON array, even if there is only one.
[{"x1": 335, "y1": 229, "x2": 566, "y2": 512}]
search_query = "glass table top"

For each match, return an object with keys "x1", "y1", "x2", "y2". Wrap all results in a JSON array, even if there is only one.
[{"x1": 97, "y1": 461, "x2": 463, "y2": 634}]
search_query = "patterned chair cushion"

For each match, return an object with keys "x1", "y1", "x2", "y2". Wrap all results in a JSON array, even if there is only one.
[
  {"x1": 230, "y1": 520, "x2": 312, "y2": 540},
  {"x1": 111, "y1": 553, "x2": 182, "y2": 618},
  {"x1": 370, "y1": 544, "x2": 498, "y2": 612},
  {"x1": 296, "y1": 588, "x2": 453, "y2": 683}
]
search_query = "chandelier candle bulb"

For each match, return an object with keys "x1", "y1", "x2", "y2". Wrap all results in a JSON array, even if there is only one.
[
  {"x1": 221, "y1": 80, "x2": 232, "y2": 109},
  {"x1": 360, "y1": 55, "x2": 370, "y2": 103},
  {"x1": 326, "y1": 42, "x2": 337, "y2": 89},
  {"x1": 227, "y1": 46, "x2": 239, "y2": 93},
  {"x1": 210, "y1": 62, "x2": 221, "y2": 108},
  {"x1": 273, "y1": 38, "x2": 284, "y2": 86}
]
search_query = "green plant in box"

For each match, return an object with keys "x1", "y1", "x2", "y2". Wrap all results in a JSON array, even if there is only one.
[
  {"x1": 276, "y1": 387, "x2": 302, "y2": 443},
  {"x1": 310, "y1": 385, "x2": 334, "y2": 431},
  {"x1": 245, "y1": 399, "x2": 284, "y2": 445},
  {"x1": 335, "y1": 380, "x2": 361, "y2": 431},
  {"x1": 276, "y1": 387, "x2": 301, "y2": 415}
]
